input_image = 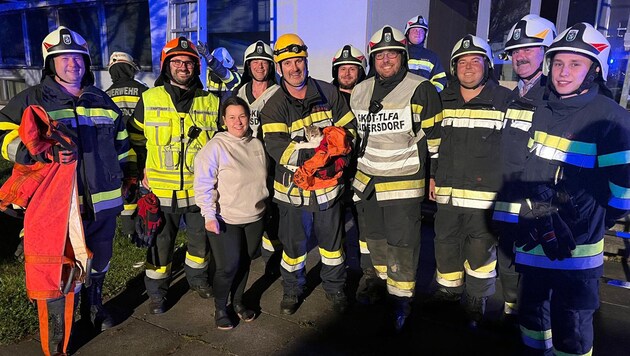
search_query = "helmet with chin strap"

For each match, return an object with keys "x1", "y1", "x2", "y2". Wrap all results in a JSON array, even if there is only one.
[
  {"x1": 450, "y1": 34, "x2": 494, "y2": 89},
  {"x1": 332, "y1": 44, "x2": 367, "y2": 82},
  {"x1": 543, "y1": 22, "x2": 610, "y2": 96},
  {"x1": 41, "y1": 26, "x2": 94, "y2": 85}
]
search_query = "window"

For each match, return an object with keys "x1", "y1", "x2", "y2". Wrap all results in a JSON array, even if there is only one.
[
  {"x1": 105, "y1": 2, "x2": 152, "y2": 68},
  {"x1": 0, "y1": 13, "x2": 26, "y2": 66},
  {"x1": 0, "y1": 0, "x2": 152, "y2": 70},
  {"x1": 488, "y1": 0, "x2": 531, "y2": 81},
  {"x1": 206, "y1": 0, "x2": 271, "y2": 67}
]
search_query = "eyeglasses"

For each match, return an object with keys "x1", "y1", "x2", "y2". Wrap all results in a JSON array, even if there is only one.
[
  {"x1": 170, "y1": 59, "x2": 195, "y2": 68},
  {"x1": 374, "y1": 51, "x2": 400, "y2": 60},
  {"x1": 273, "y1": 44, "x2": 308, "y2": 56}
]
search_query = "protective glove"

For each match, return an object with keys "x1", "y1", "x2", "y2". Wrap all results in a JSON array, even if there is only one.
[
  {"x1": 30, "y1": 145, "x2": 77, "y2": 164},
  {"x1": 121, "y1": 177, "x2": 139, "y2": 204},
  {"x1": 314, "y1": 156, "x2": 349, "y2": 179},
  {"x1": 516, "y1": 200, "x2": 575, "y2": 260},
  {"x1": 196, "y1": 41, "x2": 214, "y2": 63},
  {"x1": 135, "y1": 192, "x2": 162, "y2": 247},
  {"x1": 14, "y1": 229, "x2": 24, "y2": 263}
]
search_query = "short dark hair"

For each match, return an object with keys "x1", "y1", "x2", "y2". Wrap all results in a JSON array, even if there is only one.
[{"x1": 220, "y1": 96, "x2": 251, "y2": 121}]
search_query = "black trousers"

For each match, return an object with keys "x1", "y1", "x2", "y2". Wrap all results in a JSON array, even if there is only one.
[
  {"x1": 278, "y1": 203, "x2": 346, "y2": 296},
  {"x1": 208, "y1": 218, "x2": 263, "y2": 311}
]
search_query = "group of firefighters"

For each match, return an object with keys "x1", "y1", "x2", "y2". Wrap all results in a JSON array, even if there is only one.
[{"x1": 0, "y1": 11, "x2": 628, "y2": 356}]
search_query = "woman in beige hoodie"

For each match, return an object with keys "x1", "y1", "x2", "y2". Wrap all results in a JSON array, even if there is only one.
[{"x1": 194, "y1": 96, "x2": 268, "y2": 330}]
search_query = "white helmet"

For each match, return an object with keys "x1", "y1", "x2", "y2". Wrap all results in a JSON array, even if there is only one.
[
  {"x1": 244, "y1": 40, "x2": 274, "y2": 64},
  {"x1": 450, "y1": 34, "x2": 493, "y2": 76},
  {"x1": 42, "y1": 26, "x2": 90, "y2": 64},
  {"x1": 368, "y1": 25, "x2": 408, "y2": 57},
  {"x1": 108, "y1": 51, "x2": 140, "y2": 73},
  {"x1": 505, "y1": 14, "x2": 557, "y2": 53},
  {"x1": 543, "y1": 22, "x2": 610, "y2": 79},
  {"x1": 404, "y1": 15, "x2": 429, "y2": 36},
  {"x1": 212, "y1": 47, "x2": 235, "y2": 69},
  {"x1": 332, "y1": 45, "x2": 367, "y2": 71}
]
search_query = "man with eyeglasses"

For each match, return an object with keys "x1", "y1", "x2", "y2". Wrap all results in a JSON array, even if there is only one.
[
  {"x1": 349, "y1": 25, "x2": 442, "y2": 332},
  {"x1": 130, "y1": 37, "x2": 220, "y2": 314},
  {"x1": 259, "y1": 33, "x2": 356, "y2": 316},
  {"x1": 432, "y1": 35, "x2": 511, "y2": 328}
]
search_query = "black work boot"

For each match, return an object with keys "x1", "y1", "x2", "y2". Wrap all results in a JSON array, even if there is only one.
[
  {"x1": 190, "y1": 284, "x2": 214, "y2": 299},
  {"x1": 464, "y1": 295, "x2": 487, "y2": 328},
  {"x1": 326, "y1": 290, "x2": 349, "y2": 314},
  {"x1": 390, "y1": 296, "x2": 412, "y2": 333},
  {"x1": 81, "y1": 272, "x2": 116, "y2": 331},
  {"x1": 428, "y1": 286, "x2": 462, "y2": 304},
  {"x1": 280, "y1": 294, "x2": 300, "y2": 315},
  {"x1": 149, "y1": 296, "x2": 167, "y2": 315},
  {"x1": 355, "y1": 268, "x2": 385, "y2": 305},
  {"x1": 46, "y1": 297, "x2": 67, "y2": 355}
]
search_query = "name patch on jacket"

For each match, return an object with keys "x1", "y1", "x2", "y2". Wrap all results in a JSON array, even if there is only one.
[
  {"x1": 355, "y1": 109, "x2": 411, "y2": 135},
  {"x1": 107, "y1": 87, "x2": 140, "y2": 97}
]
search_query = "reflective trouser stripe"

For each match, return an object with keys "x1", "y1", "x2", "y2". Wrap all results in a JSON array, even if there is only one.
[
  {"x1": 520, "y1": 325, "x2": 553, "y2": 350},
  {"x1": 319, "y1": 247, "x2": 344, "y2": 266},
  {"x1": 262, "y1": 235, "x2": 282, "y2": 252},
  {"x1": 437, "y1": 270, "x2": 464, "y2": 287},
  {"x1": 359, "y1": 240, "x2": 370, "y2": 254},
  {"x1": 281, "y1": 252, "x2": 306, "y2": 272},
  {"x1": 387, "y1": 278, "x2": 414, "y2": 298},
  {"x1": 145, "y1": 262, "x2": 172, "y2": 279},
  {"x1": 185, "y1": 251, "x2": 208, "y2": 269}
]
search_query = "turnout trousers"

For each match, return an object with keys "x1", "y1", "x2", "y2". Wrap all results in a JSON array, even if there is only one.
[
  {"x1": 434, "y1": 209, "x2": 497, "y2": 298},
  {"x1": 144, "y1": 206, "x2": 210, "y2": 299},
  {"x1": 278, "y1": 203, "x2": 346, "y2": 296},
  {"x1": 519, "y1": 271, "x2": 598, "y2": 356},
  {"x1": 361, "y1": 195, "x2": 422, "y2": 298}
]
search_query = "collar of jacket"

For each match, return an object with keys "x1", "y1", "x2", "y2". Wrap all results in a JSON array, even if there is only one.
[
  {"x1": 547, "y1": 83, "x2": 599, "y2": 115},
  {"x1": 441, "y1": 79, "x2": 499, "y2": 106},
  {"x1": 41, "y1": 75, "x2": 101, "y2": 103},
  {"x1": 280, "y1": 77, "x2": 324, "y2": 107}
]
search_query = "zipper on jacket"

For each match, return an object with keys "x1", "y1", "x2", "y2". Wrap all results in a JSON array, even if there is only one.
[{"x1": 73, "y1": 98, "x2": 93, "y2": 220}]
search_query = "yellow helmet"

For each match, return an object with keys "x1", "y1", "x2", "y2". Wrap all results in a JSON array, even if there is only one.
[{"x1": 273, "y1": 34, "x2": 308, "y2": 63}]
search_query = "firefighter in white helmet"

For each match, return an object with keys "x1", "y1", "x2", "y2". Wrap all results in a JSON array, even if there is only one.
[
  {"x1": 432, "y1": 34, "x2": 511, "y2": 328},
  {"x1": 404, "y1": 15, "x2": 447, "y2": 92},
  {"x1": 234, "y1": 40, "x2": 282, "y2": 276},
  {"x1": 332, "y1": 44, "x2": 367, "y2": 103},
  {"x1": 0, "y1": 26, "x2": 132, "y2": 354},
  {"x1": 105, "y1": 51, "x2": 149, "y2": 243},
  {"x1": 492, "y1": 14, "x2": 557, "y2": 323},
  {"x1": 515, "y1": 23, "x2": 630, "y2": 355},
  {"x1": 350, "y1": 25, "x2": 442, "y2": 331},
  {"x1": 259, "y1": 33, "x2": 356, "y2": 315}
]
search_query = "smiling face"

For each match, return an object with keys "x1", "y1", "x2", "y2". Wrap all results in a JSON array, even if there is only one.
[
  {"x1": 456, "y1": 54, "x2": 485, "y2": 88},
  {"x1": 277, "y1": 57, "x2": 307, "y2": 87},
  {"x1": 223, "y1": 103, "x2": 250, "y2": 138},
  {"x1": 408, "y1": 27, "x2": 426, "y2": 45},
  {"x1": 53, "y1": 53, "x2": 85, "y2": 86},
  {"x1": 168, "y1": 55, "x2": 195, "y2": 87},
  {"x1": 374, "y1": 50, "x2": 402, "y2": 79},
  {"x1": 249, "y1": 59, "x2": 271, "y2": 82},
  {"x1": 511, "y1": 46, "x2": 545, "y2": 79},
  {"x1": 551, "y1": 52, "x2": 595, "y2": 98},
  {"x1": 337, "y1": 64, "x2": 360, "y2": 90}
]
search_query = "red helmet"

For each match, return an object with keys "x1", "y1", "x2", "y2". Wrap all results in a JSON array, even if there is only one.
[{"x1": 160, "y1": 37, "x2": 200, "y2": 73}]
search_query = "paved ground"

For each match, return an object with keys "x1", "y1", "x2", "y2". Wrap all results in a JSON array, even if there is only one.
[{"x1": 2, "y1": 219, "x2": 630, "y2": 356}]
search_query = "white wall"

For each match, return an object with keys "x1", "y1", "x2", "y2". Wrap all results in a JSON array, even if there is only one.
[
  {"x1": 274, "y1": 0, "x2": 369, "y2": 81},
  {"x1": 274, "y1": 0, "x2": 431, "y2": 81}
]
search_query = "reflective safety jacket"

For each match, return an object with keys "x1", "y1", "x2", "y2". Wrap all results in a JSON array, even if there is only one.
[
  {"x1": 408, "y1": 44, "x2": 448, "y2": 92},
  {"x1": 516, "y1": 86, "x2": 630, "y2": 277},
  {"x1": 260, "y1": 77, "x2": 356, "y2": 212},
  {"x1": 435, "y1": 80, "x2": 512, "y2": 211},
  {"x1": 493, "y1": 78, "x2": 547, "y2": 224},
  {"x1": 350, "y1": 73, "x2": 442, "y2": 206},
  {"x1": 133, "y1": 85, "x2": 219, "y2": 210},
  {"x1": 235, "y1": 81, "x2": 280, "y2": 139},
  {"x1": 106, "y1": 76, "x2": 148, "y2": 149},
  {"x1": 0, "y1": 76, "x2": 131, "y2": 220}
]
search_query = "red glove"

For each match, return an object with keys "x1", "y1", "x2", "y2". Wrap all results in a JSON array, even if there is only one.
[
  {"x1": 135, "y1": 192, "x2": 162, "y2": 247},
  {"x1": 122, "y1": 178, "x2": 139, "y2": 204},
  {"x1": 315, "y1": 156, "x2": 349, "y2": 179}
]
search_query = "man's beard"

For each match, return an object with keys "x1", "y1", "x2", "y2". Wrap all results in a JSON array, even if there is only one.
[{"x1": 339, "y1": 80, "x2": 357, "y2": 90}]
